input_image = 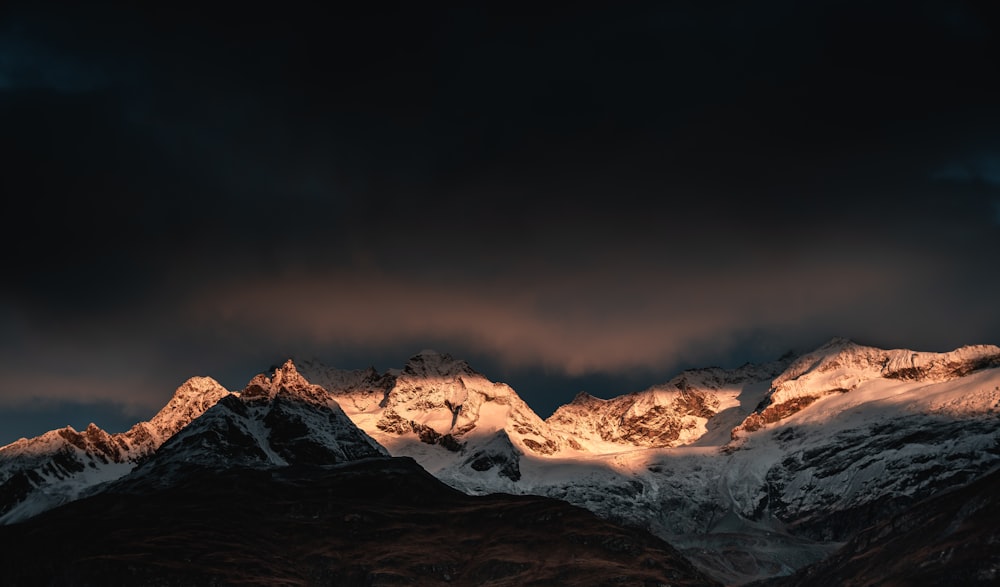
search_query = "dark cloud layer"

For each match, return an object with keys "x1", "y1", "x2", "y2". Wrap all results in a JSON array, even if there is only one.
[{"x1": 2, "y1": 2, "x2": 999, "y2": 444}]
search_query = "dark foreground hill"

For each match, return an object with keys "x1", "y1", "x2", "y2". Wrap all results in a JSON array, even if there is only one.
[
  {"x1": 0, "y1": 456, "x2": 720, "y2": 587},
  {"x1": 754, "y1": 465, "x2": 1000, "y2": 587}
]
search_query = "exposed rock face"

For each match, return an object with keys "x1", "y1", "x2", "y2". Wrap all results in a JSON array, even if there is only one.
[
  {"x1": 733, "y1": 394, "x2": 826, "y2": 436},
  {"x1": 462, "y1": 430, "x2": 522, "y2": 482},
  {"x1": 546, "y1": 390, "x2": 719, "y2": 448},
  {"x1": 241, "y1": 359, "x2": 332, "y2": 406}
]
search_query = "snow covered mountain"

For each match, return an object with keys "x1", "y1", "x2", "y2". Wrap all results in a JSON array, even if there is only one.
[
  {"x1": 299, "y1": 350, "x2": 569, "y2": 487},
  {"x1": 0, "y1": 376, "x2": 229, "y2": 524},
  {"x1": 0, "y1": 360, "x2": 385, "y2": 522},
  {"x1": 4, "y1": 338, "x2": 999, "y2": 585},
  {"x1": 546, "y1": 357, "x2": 792, "y2": 451},
  {"x1": 302, "y1": 340, "x2": 1000, "y2": 584},
  {"x1": 0, "y1": 359, "x2": 718, "y2": 587},
  {"x1": 123, "y1": 360, "x2": 387, "y2": 488}
]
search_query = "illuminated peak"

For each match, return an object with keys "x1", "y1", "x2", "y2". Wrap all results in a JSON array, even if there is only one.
[
  {"x1": 148, "y1": 376, "x2": 230, "y2": 421},
  {"x1": 271, "y1": 359, "x2": 306, "y2": 386},
  {"x1": 242, "y1": 359, "x2": 329, "y2": 405}
]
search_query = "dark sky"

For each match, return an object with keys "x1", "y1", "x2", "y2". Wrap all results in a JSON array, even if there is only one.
[{"x1": 2, "y1": 2, "x2": 999, "y2": 446}]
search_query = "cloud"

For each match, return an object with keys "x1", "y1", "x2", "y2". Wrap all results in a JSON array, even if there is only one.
[
  {"x1": 0, "y1": 371, "x2": 165, "y2": 413},
  {"x1": 0, "y1": 302, "x2": 214, "y2": 411},
  {"x1": 2, "y1": 0, "x2": 998, "y2": 425},
  {"x1": 178, "y1": 243, "x2": 962, "y2": 377}
]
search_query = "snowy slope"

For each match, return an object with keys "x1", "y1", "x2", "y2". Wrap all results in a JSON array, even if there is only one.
[
  {"x1": 546, "y1": 359, "x2": 791, "y2": 452},
  {"x1": 502, "y1": 340, "x2": 1000, "y2": 584},
  {"x1": 731, "y1": 337, "x2": 1000, "y2": 438}
]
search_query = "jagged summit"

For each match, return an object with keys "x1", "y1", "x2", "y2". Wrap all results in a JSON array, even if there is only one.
[{"x1": 241, "y1": 359, "x2": 331, "y2": 406}]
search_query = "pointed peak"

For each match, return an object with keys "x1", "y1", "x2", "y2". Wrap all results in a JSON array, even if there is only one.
[
  {"x1": 157, "y1": 376, "x2": 230, "y2": 417},
  {"x1": 171, "y1": 376, "x2": 229, "y2": 400},
  {"x1": 140, "y1": 376, "x2": 232, "y2": 446},
  {"x1": 259, "y1": 358, "x2": 301, "y2": 378},
  {"x1": 273, "y1": 358, "x2": 306, "y2": 383},
  {"x1": 242, "y1": 358, "x2": 329, "y2": 405},
  {"x1": 83, "y1": 422, "x2": 114, "y2": 445}
]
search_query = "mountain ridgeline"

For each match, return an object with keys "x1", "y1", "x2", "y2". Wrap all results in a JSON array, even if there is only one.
[{"x1": 2, "y1": 338, "x2": 1000, "y2": 585}]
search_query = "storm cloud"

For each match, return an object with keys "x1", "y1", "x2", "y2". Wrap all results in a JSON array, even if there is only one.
[{"x1": 1, "y1": 2, "x2": 998, "y2": 444}]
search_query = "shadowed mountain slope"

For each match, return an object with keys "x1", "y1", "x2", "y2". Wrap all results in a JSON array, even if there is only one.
[
  {"x1": 0, "y1": 457, "x2": 720, "y2": 587},
  {"x1": 754, "y1": 465, "x2": 1000, "y2": 586}
]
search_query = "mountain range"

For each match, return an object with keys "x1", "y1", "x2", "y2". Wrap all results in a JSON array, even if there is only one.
[{"x1": 2, "y1": 337, "x2": 999, "y2": 585}]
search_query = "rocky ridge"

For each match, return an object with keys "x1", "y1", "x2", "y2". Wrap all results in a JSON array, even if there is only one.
[
  {"x1": 0, "y1": 376, "x2": 229, "y2": 524},
  {"x1": 123, "y1": 360, "x2": 387, "y2": 488}
]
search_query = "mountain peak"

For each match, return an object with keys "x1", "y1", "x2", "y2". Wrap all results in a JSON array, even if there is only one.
[
  {"x1": 242, "y1": 359, "x2": 329, "y2": 405},
  {"x1": 271, "y1": 359, "x2": 308, "y2": 387},
  {"x1": 128, "y1": 369, "x2": 388, "y2": 479},
  {"x1": 138, "y1": 376, "x2": 232, "y2": 445},
  {"x1": 172, "y1": 375, "x2": 229, "y2": 398}
]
